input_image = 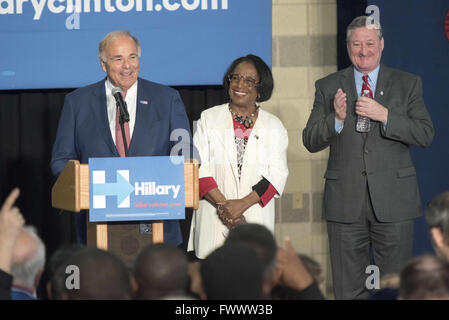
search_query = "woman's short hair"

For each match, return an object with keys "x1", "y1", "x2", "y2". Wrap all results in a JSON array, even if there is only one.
[{"x1": 222, "y1": 54, "x2": 274, "y2": 103}]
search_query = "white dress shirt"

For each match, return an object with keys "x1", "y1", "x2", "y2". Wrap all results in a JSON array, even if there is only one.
[{"x1": 105, "y1": 78, "x2": 138, "y2": 144}]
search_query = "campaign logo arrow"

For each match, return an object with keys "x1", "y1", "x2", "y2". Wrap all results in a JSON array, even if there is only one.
[{"x1": 93, "y1": 171, "x2": 134, "y2": 207}]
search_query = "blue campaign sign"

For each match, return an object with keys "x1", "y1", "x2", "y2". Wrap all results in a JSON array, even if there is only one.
[
  {"x1": 88, "y1": 156, "x2": 185, "y2": 222},
  {"x1": 0, "y1": 0, "x2": 272, "y2": 89}
]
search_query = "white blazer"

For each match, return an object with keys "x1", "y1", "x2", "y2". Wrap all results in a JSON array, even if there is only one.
[{"x1": 188, "y1": 103, "x2": 289, "y2": 259}]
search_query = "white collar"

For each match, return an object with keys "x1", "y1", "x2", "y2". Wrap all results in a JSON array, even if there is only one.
[{"x1": 105, "y1": 78, "x2": 138, "y2": 97}]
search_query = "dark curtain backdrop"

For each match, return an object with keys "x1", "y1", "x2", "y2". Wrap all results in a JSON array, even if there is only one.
[
  {"x1": 0, "y1": 86, "x2": 227, "y2": 291},
  {"x1": 366, "y1": 0, "x2": 449, "y2": 255},
  {"x1": 337, "y1": 0, "x2": 368, "y2": 70}
]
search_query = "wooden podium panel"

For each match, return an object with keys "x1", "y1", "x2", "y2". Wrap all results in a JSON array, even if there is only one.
[
  {"x1": 86, "y1": 221, "x2": 154, "y2": 268},
  {"x1": 52, "y1": 159, "x2": 198, "y2": 266}
]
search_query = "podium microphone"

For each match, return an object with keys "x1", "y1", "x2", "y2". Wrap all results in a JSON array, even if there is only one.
[{"x1": 112, "y1": 87, "x2": 130, "y2": 123}]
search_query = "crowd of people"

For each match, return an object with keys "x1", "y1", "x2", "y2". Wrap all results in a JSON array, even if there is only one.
[
  {"x1": 1, "y1": 15, "x2": 446, "y2": 300},
  {"x1": 1, "y1": 188, "x2": 449, "y2": 300},
  {"x1": 0, "y1": 187, "x2": 325, "y2": 300}
]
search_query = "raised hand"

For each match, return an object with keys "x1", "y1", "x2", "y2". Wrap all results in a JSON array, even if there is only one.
[
  {"x1": 334, "y1": 88, "x2": 347, "y2": 122},
  {"x1": 0, "y1": 188, "x2": 25, "y2": 273},
  {"x1": 275, "y1": 237, "x2": 313, "y2": 291}
]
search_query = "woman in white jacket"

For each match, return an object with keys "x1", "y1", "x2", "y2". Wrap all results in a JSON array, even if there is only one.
[{"x1": 188, "y1": 55, "x2": 289, "y2": 259}]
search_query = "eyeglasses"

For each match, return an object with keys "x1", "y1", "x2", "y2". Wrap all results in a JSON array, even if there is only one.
[{"x1": 227, "y1": 73, "x2": 260, "y2": 88}]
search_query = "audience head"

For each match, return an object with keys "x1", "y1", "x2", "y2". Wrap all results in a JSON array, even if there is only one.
[
  {"x1": 380, "y1": 273, "x2": 400, "y2": 289},
  {"x1": 368, "y1": 273, "x2": 400, "y2": 300},
  {"x1": 46, "y1": 244, "x2": 85, "y2": 300},
  {"x1": 133, "y1": 243, "x2": 189, "y2": 300},
  {"x1": 399, "y1": 255, "x2": 449, "y2": 300},
  {"x1": 200, "y1": 243, "x2": 264, "y2": 300},
  {"x1": 11, "y1": 226, "x2": 46, "y2": 293},
  {"x1": 225, "y1": 223, "x2": 277, "y2": 295},
  {"x1": 62, "y1": 248, "x2": 132, "y2": 300},
  {"x1": 426, "y1": 191, "x2": 449, "y2": 259}
]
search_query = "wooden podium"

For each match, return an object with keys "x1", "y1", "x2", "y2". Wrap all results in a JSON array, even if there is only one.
[{"x1": 51, "y1": 160, "x2": 198, "y2": 266}]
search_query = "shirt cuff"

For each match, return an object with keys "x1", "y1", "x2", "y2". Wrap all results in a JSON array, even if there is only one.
[
  {"x1": 199, "y1": 177, "x2": 218, "y2": 199},
  {"x1": 335, "y1": 118, "x2": 344, "y2": 133},
  {"x1": 259, "y1": 184, "x2": 278, "y2": 207}
]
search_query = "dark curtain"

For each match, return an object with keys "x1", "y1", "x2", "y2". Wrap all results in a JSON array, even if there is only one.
[
  {"x1": 337, "y1": 0, "x2": 368, "y2": 70},
  {"x1": 0, "y1": 85, "x2": 227, "y2": 297}
]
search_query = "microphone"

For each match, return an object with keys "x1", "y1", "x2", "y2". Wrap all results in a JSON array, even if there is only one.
[{"x1": 112, "y1": 87, "x2": 130, "y2": 123}]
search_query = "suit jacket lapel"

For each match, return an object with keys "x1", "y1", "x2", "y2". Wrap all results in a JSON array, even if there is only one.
[
  {"x1": 374, "y1": 64, "x2": 391, "y2": 109},
  {"x1": 365, "y1": 64, "x2": 390, "y2": 141},
  {"x1": 240, "y1": 109, "x2": 265, "y2": 187},
  {"x1": 131, "y1": 78, "x2": 161, "y2": 155},
  {"x1": 92, "y1": 79, "x2": 119, "y2": 156},
  {"x1": 214, "y1": 104, "x2": 239, "y2": 183},
  {"x1": 340, "y1": 66, "x2": 358, "y2": 118}
]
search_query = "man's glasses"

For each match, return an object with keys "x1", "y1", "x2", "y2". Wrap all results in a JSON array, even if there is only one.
[{"x1": 227, "y1": 73, "x2": 260, "y2": 88}]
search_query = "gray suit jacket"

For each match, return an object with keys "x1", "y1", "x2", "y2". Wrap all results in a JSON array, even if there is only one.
[{"x1": 302, "y1": 65, "x2": 434, "y2": 223}]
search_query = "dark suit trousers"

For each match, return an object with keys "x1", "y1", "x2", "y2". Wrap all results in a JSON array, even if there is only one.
[{"x1": 327, "y1": 185, "x2": 413, "y2": 300}]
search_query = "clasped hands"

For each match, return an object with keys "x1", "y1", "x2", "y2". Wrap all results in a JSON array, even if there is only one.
[
  {"x1": 334, "y1": 88, "x2": 388, "y2": 123},
  {"x1": 216, "y1": 199, "x2": 247, "y2": 229}
]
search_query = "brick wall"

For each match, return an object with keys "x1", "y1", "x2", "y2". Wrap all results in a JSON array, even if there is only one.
[{"x1": 267, "y1": 0, "x2": 338, "y2": 298}]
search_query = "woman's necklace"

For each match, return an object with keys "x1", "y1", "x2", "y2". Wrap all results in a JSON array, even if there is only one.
[{"x1": 229, "y1": 105, "x2": 259, "y2": 129}]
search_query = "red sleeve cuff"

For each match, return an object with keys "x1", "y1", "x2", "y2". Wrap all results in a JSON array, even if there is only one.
[
  {"x1": 259, "y1": 184, "x2": 278, "y2": 207},
  {"x1": 199, "y1": 177, "x2": 218, "y2": 199}
]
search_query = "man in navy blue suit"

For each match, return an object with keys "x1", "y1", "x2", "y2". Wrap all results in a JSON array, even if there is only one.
[{"x1": 51, "y1": 30, "x2": 193, "y2": 246}]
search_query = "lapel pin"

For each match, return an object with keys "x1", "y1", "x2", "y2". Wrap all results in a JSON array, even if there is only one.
[
  {"x1": 380, "y1": 91, "x2": 384, "y2": 96},
  {"x1": 140, "y1": 100, "x2": 148, "y2": 104}
]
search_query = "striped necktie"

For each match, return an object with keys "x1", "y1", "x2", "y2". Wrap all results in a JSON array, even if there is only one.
[
  {"x1": 362, "y1": 75, "x2": 373, "y2": 98},
  {"x1": 115, "y1": 91, "x2": 130, "y2": 157}
]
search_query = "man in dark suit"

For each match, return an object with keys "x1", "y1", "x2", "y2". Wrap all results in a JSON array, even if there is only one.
[
  {"x1": 302, "y1": 16, "x2": 434, "y2": 299},
  {"x1": 51, "y1": 30, "x2": 193, "y2": 246}
]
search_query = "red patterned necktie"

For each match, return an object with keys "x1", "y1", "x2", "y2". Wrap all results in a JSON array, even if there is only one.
[
  {"x1": 362, "y1": 75, "x2": 373, "y2": 98},
  {"x1": 359, "y1": 75, "x2": 373, "y2": 136},
  {"x1": 115, "y1": 91, "x2": 130, "y2": 157}
]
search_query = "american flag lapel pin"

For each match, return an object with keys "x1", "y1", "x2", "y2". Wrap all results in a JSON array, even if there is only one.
[{"x1": 140, "y1": 100, "x2": 148, "y2": 104}]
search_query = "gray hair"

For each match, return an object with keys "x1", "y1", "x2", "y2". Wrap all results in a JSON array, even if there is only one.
[
  {"x1": 10, "y1": 226, "x2": 46, "y2": 289},
  {"x1": 426, "y1": 191, "x2": 449, "y2": 245},
  {"x1": 99, "y1": 30, "x2": 141, "y2": 63},
  {"x1": 346, "y1": 15, "x2": 383, "y2": 42}
]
